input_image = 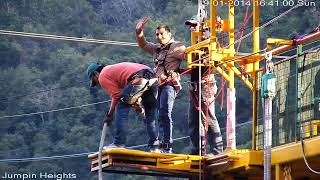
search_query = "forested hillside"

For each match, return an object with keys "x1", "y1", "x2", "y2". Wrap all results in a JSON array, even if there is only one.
[{"x1": 0, "y1": 0, "x2": 319, "y2": 179}]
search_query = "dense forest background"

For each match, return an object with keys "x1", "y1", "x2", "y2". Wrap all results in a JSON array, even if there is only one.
[{"x1": 0, "y1": 0, "x2": 319, "y2": 179}]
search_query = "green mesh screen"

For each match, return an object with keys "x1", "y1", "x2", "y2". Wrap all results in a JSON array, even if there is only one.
[{"x1": 255, "y1": 49, "x2": 320, "y2": 150}]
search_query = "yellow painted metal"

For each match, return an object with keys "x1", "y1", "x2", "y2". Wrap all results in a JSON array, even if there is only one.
[
  {"x1": 186, "y1": 0, "x2": 265, "y2": 88},
  {"x1": 191, "y1": 31, "x2": 200, "y2": 45},
  {"x1": 187, "y1": 53, "x2": 193, "y2": 68},
  {"x1": 228, "y1": 150, "x2": 263, "y2": 169},
  {"x1": 210, "y1": 0, "x2": 217, "y2": 40},
  {"x1": 313, "y1": 120, "x2": 320, "y2": 135},
  {"x1": 253, "y1": 0, "x2": 260, "y2": 54},
  {"x1": 88, "y1": 148, "x2": 203, "y2": 173},
  {"x1": 205, "y1": 149, "x2": 263, "y2": 176},
  {"x1": 275, "y1": 164, "x2": 285, "y2": 180},
  {"x1": 251, "y1": 0, "x2": 260, "y2": 151},
  {"x1": 271, "y1": 136, "x2": 320, "y2": 164},
  {"x1": 283, "y1": 165, "x2": 293, "y2": 180},
  {"x1": 223, "y1": 20, "x2": 229, "y2": 32},
  {"x1": 206, "y1": 137, "x2": 320, "y2": 175},
  {"x1": 228, "y1": 3, "x2": 235, "y2": 51},
  {"x1": 267, "y1": 38, "x2": 293, "y2": 46},
  {"x1": 226, "y1": 63, "x2": 253, "y2": 90},
  {"x1": 88, "y1": 138, "x2": 320, "y2": 177},
  {"x1": 185, "y1": 39, "x2": 210, "y2": 53},
  {"x1": 214, "y1": 65, "x2": 231, "y2": 82},
  {"x1": 300, "y1": 120, "x2": 320, "y2": 138},
  {"x1": 252, "y1": 76, "x2": 258, "y2": 150},
  {"x1": 302, "y1": 121, "x2": 319, "y2": 138}
]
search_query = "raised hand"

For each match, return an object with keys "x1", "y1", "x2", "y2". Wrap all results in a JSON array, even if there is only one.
[{"x1": 136, "y1": 17, "x2": 149, "y2": 34}]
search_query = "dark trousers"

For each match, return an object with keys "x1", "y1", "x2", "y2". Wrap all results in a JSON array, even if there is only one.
[{"x1": 188, "y1": 89, "x2": 223, "y2": 155}]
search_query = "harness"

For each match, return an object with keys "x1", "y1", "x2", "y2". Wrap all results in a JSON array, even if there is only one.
[
  {"x1": 120, "y1": 68, "x2": 157, "y2": 107},
  {"x1": 155, "y1": 42, "x2": 173, "y2": 78},
  {"x1": 154, "y1": 42, "x2": 182, "y2": 92}
]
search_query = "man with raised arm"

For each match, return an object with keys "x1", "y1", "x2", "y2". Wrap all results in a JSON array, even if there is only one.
[{"x1": 136, "y1": 17, "x2": 186, "y2": 153}]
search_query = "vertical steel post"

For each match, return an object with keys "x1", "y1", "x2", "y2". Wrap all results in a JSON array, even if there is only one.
[
  {"x1": 252, "y1": 0, "x2": 260, "y2": 150},
  {"x1": 296, "y1": 45, "x2": 303, "y2": 140},
  {"x1": 262, "y1": 54, "x2": 276, "y2": 180},
  {"x1": 226, "y1": 0, "x2": 236, "y2": 151},
  {"x1": 264, "y1": 97, "x2": 272, "y2": 180}
]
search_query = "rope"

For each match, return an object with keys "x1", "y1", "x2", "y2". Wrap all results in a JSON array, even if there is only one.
[
  {"x1": 222, "y1": 2, "x2": 305, "y2": 50},
  {"x1": 236, "y1": 4, "x2": 252, "y2": 52},
  {"x1": 158, "y1": 68, "x2": 193, "y2": 87},
  {"x1": 0, "y1": 120, "x2": 253, "y2": 163},
  {"x1": 236, "y1": 2, "x2": 253, "y2": 75},
  {"x1": 0, "y1": 79, "x2": 89, "y2": 103},
  {"x1": 0, "y1": 77, "x2": 214, "y2": 120},
  {"x1": 0, "y1": 136, "x2": 190, "y2": 163},
  {"x1": 189, "y1": 2, "x2": 307, "y2": 71},
  {"x1": 0, "y1": 152, "x2": 92, "y2": 162},
  {"x1": 216, "y1": 48, "x2": 267, "y2": 66},
  {"x1": 0, "y1": 100, "x2": 110, "y2": 119},
  {"x1": 0, "y1": 30, "x2": 138, "y2": 46},
  {"x1": 299, "y1": 50, "x2": 320, "y2": 175}
]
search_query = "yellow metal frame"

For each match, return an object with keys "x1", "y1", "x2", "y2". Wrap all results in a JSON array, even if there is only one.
[
  {"x1": 304, "y1": 120, "x2": 320, "y2": 137},
  {"x1": 88, "y1": 1, "x2": 320, "y2": 179},
  {"x1": 185, "y1": 0, "x2": 262, "y2": 150},
  {"x1": 204, "y1": 136, "x2": 320, "y2": 178},
  {"x1": 88, "y1": 137, "x2": 320, "y2": 178},
  {"x1": 88, "y1": 148, "x2": 203, "y2": 175}
]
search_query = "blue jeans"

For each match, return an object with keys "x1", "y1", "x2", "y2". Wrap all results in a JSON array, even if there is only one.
[
  {"x1": 158, "y1": 84, "x2": 176, "y2": 144},
  {"x1": 113, "y1": 83, "x2": 158, "y2": 146}
]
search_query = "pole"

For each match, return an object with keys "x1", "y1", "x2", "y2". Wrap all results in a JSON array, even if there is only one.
[
  {"x1": 98, "y1": 122, "x2": 108, "y2": 180},
  {"x1": 252, "y1": 0, "x2": 260, "y2": 150},
  {"x1": 262, "y1": 53, "x2": 276, "y2": 180},
  {"x1": 225, "y1": 1, "x2": 236, "y2": 151},
  {"x1": 226, "y1": 89, "x2": 236, "y2": 150},
  {"x1": 264, "y1": 97, "x2": 272, "y2": 180}
]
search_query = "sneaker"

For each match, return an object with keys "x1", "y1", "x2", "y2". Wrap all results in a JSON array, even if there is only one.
[
  {"x1": 159, "y1": 143, "x2": 173, "y2": 154},
  {"x1": 103, "y1": 143, "x2": 125, "y2": 150},
  {"x1": 161, "y1": 148, "x2": 173, "y2": 154},
  {"x1": 148, "y1": 145, "x2": 161, "y2": 153}
]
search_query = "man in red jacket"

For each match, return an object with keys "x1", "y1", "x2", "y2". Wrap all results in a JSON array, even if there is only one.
[{"x1": 87, "y1": 62, "x2": 159, "y2": 151}]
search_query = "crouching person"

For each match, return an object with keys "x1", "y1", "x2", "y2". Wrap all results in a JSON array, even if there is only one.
[{"x1": 87, "y1": 62, "x2": 159, "y2": 151}]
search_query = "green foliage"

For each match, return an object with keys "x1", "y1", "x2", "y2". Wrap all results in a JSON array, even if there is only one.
[
  {"x1": 0, "y1": 0, "x2": 318, "y2": 179},
  {"x1": 0, "y1": 40, "x2": 21, "y2": 68}
]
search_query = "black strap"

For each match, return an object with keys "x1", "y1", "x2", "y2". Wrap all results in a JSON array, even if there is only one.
[
  {"x1": 155, "y1": 43, "x2": 172, "y2": 77},
  {"x1": 127, "y1": 68, "x2": 155, "y2": 82}
]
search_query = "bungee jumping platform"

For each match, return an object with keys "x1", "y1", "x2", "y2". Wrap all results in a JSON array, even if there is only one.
[
  {"x1": 88, "y1": 136, "x2": 320, "y2": 179},
  {"x1": 87, "y1": 148, "x2": 264, "y2": 178},
  {"x1": 88, "y1": 148, "x2": 203, "y2": 178}
]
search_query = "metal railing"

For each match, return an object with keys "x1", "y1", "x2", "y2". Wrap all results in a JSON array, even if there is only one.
[{"x1": 255, "y1": 49, "x2": 320, "y2": 150}]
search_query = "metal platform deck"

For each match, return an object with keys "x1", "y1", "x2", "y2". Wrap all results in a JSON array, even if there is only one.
[
  {"x1": 88, "y1": 148, "x2": 203, "y2": 178},
  {"x1": 88, "y1": 136, "x2": 320, "y2": 179}
]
